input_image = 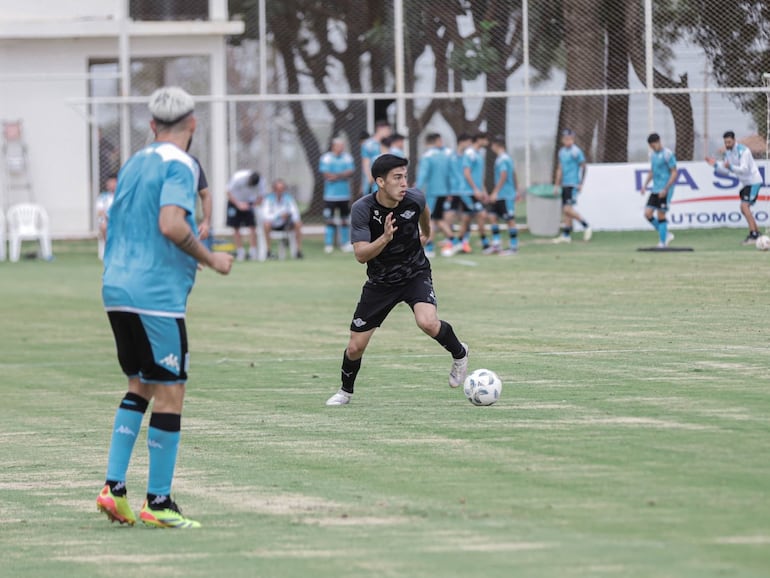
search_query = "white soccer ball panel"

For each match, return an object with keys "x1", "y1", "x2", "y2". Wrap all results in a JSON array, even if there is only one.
[{"x1": 755, "y1": 235, "x2": 770, "y2": 251}]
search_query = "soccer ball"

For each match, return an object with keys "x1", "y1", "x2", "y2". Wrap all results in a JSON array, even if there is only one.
[
  {"x1": 463, "y1": 369, "x2": 502, "y2": 406},
  {"x1": 756, "y1": 235, "x2": 770, "y2": 251}
]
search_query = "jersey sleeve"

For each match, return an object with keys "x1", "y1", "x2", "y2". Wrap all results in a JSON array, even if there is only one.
[
  {"x1": 350, "y1": 201, "x2": 371, "y2": 243},
  {"x1": 576, "y1": 148, "x2": 586, "y2": 164},
  {"x1": 344, "y1": 154, "x2": 355, "y2": 172},
  {"x1": 319, "y1": 154, "x2": 330, "y2": 173},
  {"x1": 462, "y1": 152, "x2": 473, "y2": 169},
  {"x1": 415, "y1": 156, "x2": 430, "y2": 191},
  {"x1": 667, "y1": 152, "x2": 677, "y2": 169},
  {"x1": 160, "y1": 160, "x2": 196, "y2": 215},
  {"x1": 197, "y1": 163, "x2": 208, "y2": 191}
]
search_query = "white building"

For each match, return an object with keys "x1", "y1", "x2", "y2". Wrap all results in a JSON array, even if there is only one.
[{"x1": 0, "y1": 0, "x2": 243, "y2": 237}]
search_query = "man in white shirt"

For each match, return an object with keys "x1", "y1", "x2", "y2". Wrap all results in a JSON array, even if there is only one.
[{"x1": 260, "y1": 179, "x2": 303, "y2": 259}]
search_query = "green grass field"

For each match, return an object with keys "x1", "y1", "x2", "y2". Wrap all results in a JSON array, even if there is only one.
[{"x1": 1, "y1": 229, "x2": 769, "y2": 578}]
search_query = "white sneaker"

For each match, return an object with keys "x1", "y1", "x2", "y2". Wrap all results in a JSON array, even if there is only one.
[
  {"x1": 552, "y1": 235, "x2": 571, "y2": 244},
  {"x1": 448, "y1": 343, "x2": 469, "y2": 388},
  {"x1": 341, "y1": 244, "x2": 354, "y2": 253},
  {"x1": 325, "y1": 389, "x2": 352, "y2": 406},
  {"x1": 665, "y1": 232, "x2": 674, "y2": 246},
  {"x1": 482, "y1": 245, "x2": 500, "y2": 255},
  {"x1": 324, "y1": 245, "x2": 334, "y2": 254},
  {"x1": 235, "y1": 248, "x2": 246, "y2": 262},
  {"x1": 583, "y1": 227, "x2": 593, "y2": 242}
]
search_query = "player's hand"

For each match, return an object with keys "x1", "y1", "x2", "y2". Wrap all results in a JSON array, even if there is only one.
[
  {"x1": 383, "y1": 212, "x2": 398, "y2": 242},
  {"x1": 705, "y1": 156, "x2": 716, "y2": 166},
  {"x1": 198, "y1": 220, "x2": 210, "y2": 240},
  {"x1": 237, "y1": 202, "x2": 249, "y2": 212},
  {"x1": 208, "y1": 251, "x2": 234, "y2": 275},
  {"x1": 658, "y1": 190, "x2": 667, "y2": 199},
  {"x1": 489, "y1": 193, "x2": 498, "y2": 203},
  {"x1": 576, "y1": 184, "x2": 582, "y2": 191},
  {"x1": 553, "y1": 185, "x2": 560, "y2": 196}
]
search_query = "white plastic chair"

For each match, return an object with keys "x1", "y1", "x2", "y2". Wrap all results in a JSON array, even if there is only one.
[
  {"x1": 0, "y1": 209, "x2": 6, "y2": 261},
  {"x1": 256, "y1": 209, "x2": 297, "y2": 261},
  {"x1": 6, "y1": 203, "x2": 52, "y2": 262}
]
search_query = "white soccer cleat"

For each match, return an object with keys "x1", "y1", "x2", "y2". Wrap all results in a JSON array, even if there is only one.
[
  {"x1": 448, "y1": 343, "x2": 469, "y2": 388},
  {"x1": 325, "y1": 389, "x2": 352, "y2": 406},
  {"x1": 440, "y1": 243, "x2": 454, "y2": 257},
  {"x1": 552, "y1": 235, "x2": 571, "y2": 244},
  {"x1": 665, "y1": 232, "x2": 674, "y2": 246},
  {"x1": 583, "y1": 227, "x2": 593, "y2": 242},
  {"x1": 324, "y1": 245, "x2": 334, "y2": 254}
]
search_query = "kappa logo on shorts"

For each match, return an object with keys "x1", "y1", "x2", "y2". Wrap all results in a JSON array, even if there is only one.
[
  {"x1": 159, "y1": 353, "x2": 180, "y2": 373},
  {"x1": 352, "y1": 318, "x2": 367, "y2": 328},
  {"x1": 399, "y1": 210, "x2": 415, "y2": 220}
]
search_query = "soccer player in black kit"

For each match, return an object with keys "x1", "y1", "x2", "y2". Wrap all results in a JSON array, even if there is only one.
[{"x1": 326, "y1": 154, "x2": 470, "y2": 406}]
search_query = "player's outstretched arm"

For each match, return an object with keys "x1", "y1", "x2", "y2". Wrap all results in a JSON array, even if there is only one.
[
  {"x1": 353, "y1": 212, "x2": 397, "y2": 264},
  {"x1": 159, "y1": 205, "x2": 233, "y2": 274}
]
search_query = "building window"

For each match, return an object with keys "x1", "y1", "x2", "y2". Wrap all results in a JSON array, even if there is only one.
[{"x1": 129, "y1": 0, "x2": 209, "y2": 21}]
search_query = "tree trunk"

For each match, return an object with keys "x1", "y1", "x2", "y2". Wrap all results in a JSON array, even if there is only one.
[
  {"x1": 624, "y1": 2, "x2": 695, "y2": 159},
  {"x1": 602, "y1": 0, "x2": 629, "y2": 162},
  {"x1": 558, "y1": 0, "x2": 604, "y2": 163}
]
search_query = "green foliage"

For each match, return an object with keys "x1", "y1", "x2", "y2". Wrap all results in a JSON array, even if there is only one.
[{"x1": 448, "y1": 20, "x2": 502, "y2": 81}]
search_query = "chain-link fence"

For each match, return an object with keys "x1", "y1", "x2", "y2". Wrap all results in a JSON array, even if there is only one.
[{"x1": 82, "y1": 0, "x2": 769, "y2": 221}]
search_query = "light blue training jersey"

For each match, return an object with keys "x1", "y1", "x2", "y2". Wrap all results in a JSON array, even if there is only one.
[
  {"x1": 494, "y1": 152, "x2": 516, "y2": 199},
  {"x1": 449, "y1": 150, "x2": 466, "y2": 194},
  {"x1": 102, "y1": 141, "x2": 199, "y2": 317},
  {"x1": 557, "y1": 144, "x2": 585, "y2": 186},
  {"x1": 361, "y1": 138, "x2": 381, "y2": 193},
  {"x1": 650, "y1": 147, "x2": 677, "y2": 193},
  {"x1": 461, "y1": 147, "x2": 484, "y2": 192},
  {"x1": 416, "y1": 146, "x2": 451, "y2": 199},
  {"x1": 320, "y1": 151, "x2": 355, "y2": 201}
]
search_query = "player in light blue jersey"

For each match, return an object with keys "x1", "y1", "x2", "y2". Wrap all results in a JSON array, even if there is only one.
[
  {"x1": 457, "y1": 133, "x2": 490, "y2": 251},
  {"x1": 97, "y1": 87, "x2": 233, "y2": 529},
  {"x1": 441, "y1": 133, "x2": 473, "y2": 256},
  {"x1": 553, "y1": 129, "x2": 592, "y2": 243},
  {"x1": 485, "y1": 136, "x2": 519, "y2": 255},
  {"x1": 384, "y1": 133, "x2": 407, "y2": 158},
  {"x1": 361, "y1": 120, "x2": 391, "y2": 195},
  {"x1": 640, "y1": 133, "x2": 678, "y2": 248},
  {"x1": 707, "y1": 130, "x2": 764, "y2": 245},
  {"x1": 415, "y1": 133, "x2": 454, "y2": 257},
  {"x1": 320, "y1": 138, "x2": 355, "y2": 253}
]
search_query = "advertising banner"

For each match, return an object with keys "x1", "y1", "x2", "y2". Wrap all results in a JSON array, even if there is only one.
[{"x1": 578, "y1": 161, "x2": 770, "y2": 231}]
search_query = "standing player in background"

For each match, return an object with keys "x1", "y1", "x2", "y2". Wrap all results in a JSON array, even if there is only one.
[
  {"x1": 485, "y1": 136, "x2": 520, "y2": 255},
  {"x1": 416, "y1": 133, "x2": 453, "y2": 258},
  {"x1": 226, "y1": 169, "x2": 262, "y2": 261},
  {"x1": 384, "y1": 133, "x2": 407, "y2": 158},
  {"x1": 97, "y1": 87, "x2": 233, "y2": 529},
  {"x1": 442, "y1": 133, "x2": 473, "y2": 256},
  {"x1": 361, "y1": 120, "x2": 391, "y2": 195},
  {"x1": 320, "y1": 138, "x2": 355, "y2": 253},
  {"x1": 325, "y1": 154, "x2": 469, "y2": 406},
  {"x1": 640, "y1": 133, "x2": 678, "y2": 248},
  {"x1": 260, "y1": 178, "x2": 304, "y2": 259},
  {"x1": 706, "y1": 130, "x2": 764, "y2": 245},
  {"x1": 553, "y1": 129, "x2": 592, "y2": 243},
  {"x1": 460, "y1": 132, "x2": 490, "y2": 252},
  {"x1": 96, "y1": 174, "x2": 117, "y2": 260}
]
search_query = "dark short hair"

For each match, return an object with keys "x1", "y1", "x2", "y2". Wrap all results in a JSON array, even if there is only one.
[
  {"x1": 390, "y1": 132, "x2": 405, "y2": 142},
  {"x1": 491, "y1": 134, "x2": 506, "y2": 146},
  {"x1": 248, "y1": 171, "x2": 261, "y2": 187},
  {"x1": 375, "y1": 120, "x2": 390, "y2": 128},
  {"x1": 359, "y1": 130, "x2": 370, "y2": 141},
  {"x1": 457, "y1": 132, "x2": 472, "y2": 143},
  {"x1": 723, "y1": 130, "x2": 736, "y2": 139},
  {"x1": 647, "y1": 133, "x2": 661, "y2": 144},
  {"x1": 425, "y1": 132, "x2": 441, "y2": 144},
  {"x1": 473, "y1": 132, "x2": 488, "y2": 142},
  {"x1": 372, "y1": 154, "x2": 409, "y2": 181}
]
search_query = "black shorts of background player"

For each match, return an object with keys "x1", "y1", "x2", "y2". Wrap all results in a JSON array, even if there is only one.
[{"x1": 325, "y1": 154, "x2": 470, "y2": 406}]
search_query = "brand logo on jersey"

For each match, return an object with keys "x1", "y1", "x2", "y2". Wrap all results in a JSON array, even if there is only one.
[
  {"x1": 372, "y1": 212, "x2": 383, "y2": 224},
  {"x1": 159, "y1": 353, "x2": 180, "y2": 373},
  {"x1": 352, "y1": 318, "x2": 367, "y2": 328},
  {"x1": 115, "y1": 425, "x2": 136, "y2": 437},
  {"x1": 399, "y1": 210, "x2": 416, "y2": 220}
]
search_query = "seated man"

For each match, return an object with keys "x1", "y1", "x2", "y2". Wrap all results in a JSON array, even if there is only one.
[{"x1": 260, "y1": 179, "x2": 304, "y2": 259}]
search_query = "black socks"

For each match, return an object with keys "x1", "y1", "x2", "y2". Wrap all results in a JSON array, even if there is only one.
[
  {"x1": 341, "y1": 350, "x2": 362, "y2": 394},
  {"x1": 433, "y1": 320, "x2": 466, "y2": 359}
]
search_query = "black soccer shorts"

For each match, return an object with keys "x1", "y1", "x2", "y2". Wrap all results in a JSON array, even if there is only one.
[
  {"x1": 323, "y1": 200, "x2": 351, "y2": 223},
  {"x1": 226, "y1": 201, "x2": 256, "y2": 228},
  {"x1": 108, "y1": 311, "x2": 188, "y2": 384},
  {"x1": 646, "y1": 192, "x2": 671, "y2": 212},
  {"x1": 349, "y1": 272, "x2": 437, "y2": 332},
  {"x1": 429, "y1": 196, "x2": 449, "y2": 220},
  {"x1": 561, "y1": 186, "x2": 578, "y2": 206}
]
